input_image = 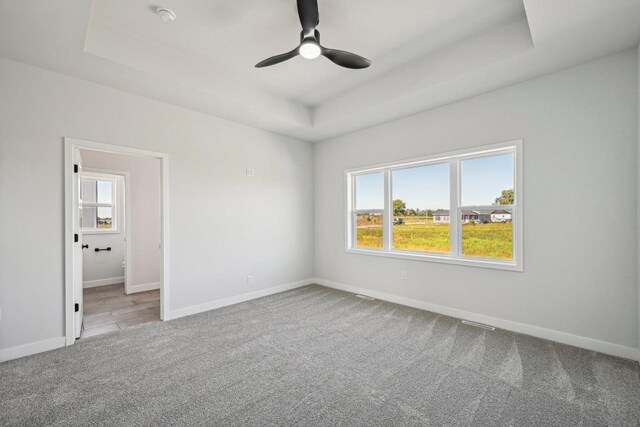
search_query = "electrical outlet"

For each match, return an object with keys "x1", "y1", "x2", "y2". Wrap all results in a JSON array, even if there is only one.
[
  {"x1": 246, "y1": 168, "x2": 255, "y2": 177},
  {"x1": 400, "y1": 270, "x2": 407, "y2": 280},
  {"x1": 246, "y1": 275, "x2": 254, "y2": 285}
]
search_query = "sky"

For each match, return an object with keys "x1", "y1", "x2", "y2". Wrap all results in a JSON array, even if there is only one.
[
  {"x1": 97, "y1": 180, "x2": 113, "y2": 204},
  {"x1": 392, "y1": 163, "x2": 450, "y2": 210},
  {"x1": 460, "y1": 153, "x2": 514, "y2": 206},
  {"x1": 355, "y1": 153, "x2": 514, "y2": 210},
  {"x1": 355, "y1": 172, "x2": 384, "y2": 209}
]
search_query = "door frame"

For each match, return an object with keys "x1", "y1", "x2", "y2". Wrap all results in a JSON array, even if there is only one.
[{"x1": 64, "y1": 137, "x2": 170, "y2": 346}]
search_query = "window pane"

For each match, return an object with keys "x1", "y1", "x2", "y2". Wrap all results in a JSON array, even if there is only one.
[
  {"x1": 82, "y1": 207, "x2": 96, "y2": 229},
  {"x1": 97, "y1": 180, "x2": 113, "y2": 204},
  {"x1": 81, "y1": 179, "x2": 96, "y2": 203},
  {"x1": 97, "y1": 207, "x2": 113, "y2": 229},
  {"x1": 355, "y1": 172, "x2": 383, "y2": 210},
  {"x1": 461, "y1": 153, "x2": 514, "y2": 206},
  {"x1": 356, "y1": 213, "x2": 383, "y2": 249},
  {"x1": 461, "y1": 207, "x2": 512, "y2": 259},
  {"x1": 354, "y1": 172, "x2": 384, "y2": 249},
  {"x1": 391, "y1": 163, "x2": 450, "y2": 253}
]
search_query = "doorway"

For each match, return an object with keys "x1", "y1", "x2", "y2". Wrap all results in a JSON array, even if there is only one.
[{"x1": 64, "y1": 138, "x2": 170, "y2": 345}]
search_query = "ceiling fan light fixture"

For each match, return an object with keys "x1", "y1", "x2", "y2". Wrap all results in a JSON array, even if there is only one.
[
  {"x1": 299, "y1": 42, "x2": 321, "y2": 60},
  {"x1": 156, "y1": 7, "x2": 176, "y2": 23},
  {"x1": 255, "y1": 0, "x2": 370, "y2": 69}
]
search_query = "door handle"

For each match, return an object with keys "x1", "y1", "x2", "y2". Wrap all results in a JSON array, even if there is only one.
[{"x1": 82, "y1": 244, "x2": 89, "y2": 249}]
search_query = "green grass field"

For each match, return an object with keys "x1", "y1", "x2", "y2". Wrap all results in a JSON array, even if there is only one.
[{"x1": 356, "y1": 219, "x2": 512, "y2": 259}]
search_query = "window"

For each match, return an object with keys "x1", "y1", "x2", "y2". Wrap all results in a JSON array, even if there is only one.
[
  {"x1": 346, "y1": 141, "x2": 522, "y2": 271},
  {"x1": 353, "y1": 172, "x2": 384, "y2": 249},
  {"x1": 81, "y1": 173, "x2": 118, "y2": 233},
  {"x1": 392, "y1": 163, "x2": 450, "y2": 253},
  {"x1": 460, "y1": 153, "x2": 514, "y2": 260}
]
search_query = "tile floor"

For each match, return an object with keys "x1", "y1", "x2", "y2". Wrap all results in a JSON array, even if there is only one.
[{"x1": 81, "y1": 283, "x2": 160, "y2": 338}]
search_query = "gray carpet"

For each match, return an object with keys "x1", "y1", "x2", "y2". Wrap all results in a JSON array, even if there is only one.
[{"x1": 1, "y1": 285, "x2": 639, "y2": 426}]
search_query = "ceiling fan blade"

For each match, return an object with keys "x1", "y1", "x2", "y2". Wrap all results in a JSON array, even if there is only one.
[
  {"x1": 297, "y1": 0, "x2": 319, "y2": 31},
  {"x1": 255, "y1": 48, "x2": 300, "y2": 68},
  {"x1": 321, "y1": 48, "x2": 371, "y2": 69}
]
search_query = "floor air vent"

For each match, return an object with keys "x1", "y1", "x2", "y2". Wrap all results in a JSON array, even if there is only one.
[
  {"x1": 355, "y1": 294, "x2": 375, "y2": 301},
  {"x1": 461, "y1": 320, "x2": 495, "y2": 331}
]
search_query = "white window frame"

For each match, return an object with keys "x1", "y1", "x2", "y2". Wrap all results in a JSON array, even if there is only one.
[
  {"x1": 345, "y1": 140, "x2": 523, "y2": 272},
  {"x1": 80, "y1": 171, "x2": 119, "y2": 234}
]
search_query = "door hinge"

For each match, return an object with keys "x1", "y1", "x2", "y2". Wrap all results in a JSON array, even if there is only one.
[
  {"x1": 74, "y1": 164, "x2": 79, "y2": 173},
  {"x1": 74, "y1": 233, "x2": 79, "y2": 243},
  {"x1": 74, "y1": 303, "x2": 79, "y2": 312}
]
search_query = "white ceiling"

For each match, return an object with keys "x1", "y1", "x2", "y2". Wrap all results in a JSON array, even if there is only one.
[
  {"x1": 87, "y1": 0, "x2": 525, "y2": 105},
  {"x1": 1, "y1": 0, "x2": 639, "y2": 142}
]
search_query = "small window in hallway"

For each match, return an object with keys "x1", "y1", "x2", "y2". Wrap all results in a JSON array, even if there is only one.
[{"x1": 81, "y1": 173, "x2": 118, "y2": 232}]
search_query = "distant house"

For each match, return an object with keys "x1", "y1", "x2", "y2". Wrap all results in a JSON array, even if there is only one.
[
  {"x1": 433, "y1": 209, "x2": 450, "y2": 223},
  {"x1": 433, "y1": 209, "x2": 511, "y2": 224},
  {"x1": 490, "y1": 209, "x2": 512, "y2": 222},
  {"x1": 434, "y1": 210, "x2": 481, "y2": 223},
  {"x1": 461, "y1": 210, "x2": 481, "y2": 223}
]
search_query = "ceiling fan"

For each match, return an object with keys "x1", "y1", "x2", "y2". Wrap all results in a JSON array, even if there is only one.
[{"x1": 255, "y1": 0, "x2": 371, "y2": 69}]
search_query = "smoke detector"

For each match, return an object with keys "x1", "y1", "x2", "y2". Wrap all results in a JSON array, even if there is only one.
[{"x1": 156, "y1": 7, "x2": 176, "y2": 23}]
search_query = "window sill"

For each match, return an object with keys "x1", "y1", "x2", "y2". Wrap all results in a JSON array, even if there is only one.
[{"x1": 345, "y1": 248, "x2": 523, "y2": 272}]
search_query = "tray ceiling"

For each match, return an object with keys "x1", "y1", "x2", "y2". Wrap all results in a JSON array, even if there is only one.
[{"x1": 0, "y1": 0, "x2": 639, "y2": 141}]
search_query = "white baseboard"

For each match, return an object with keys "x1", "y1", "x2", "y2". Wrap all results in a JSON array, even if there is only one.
[
  {"x1": 6, "y1": 279, "x2": 636, "y2": 363},
  {"x1": 126, "y1": 282, "x2": 160, "y2": 294},
  {"x1": 312, "y1": 278, "x2": 640, "y2": 362},
  {"x1": 83, "y1": 276, "x2": 124, "y2": 289},
  {"x1": 0, "y1": 337, "x2": 66, "y2": 363},
  {"x1": 167, "y1": 278, "x2": 314, "y2": 320}
]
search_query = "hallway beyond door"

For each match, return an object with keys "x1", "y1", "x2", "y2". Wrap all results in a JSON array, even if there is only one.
[{"x1": 81, "y1": 284, "x2": 160, "y2": 338}]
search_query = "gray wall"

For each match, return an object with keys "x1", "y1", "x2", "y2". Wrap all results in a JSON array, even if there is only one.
[
  {"x1": 0, "y1": 58, "x2": 314, "y2": 351},
  {"x1": 314, "y1": 49, "x2": 639, "y2": 351}
]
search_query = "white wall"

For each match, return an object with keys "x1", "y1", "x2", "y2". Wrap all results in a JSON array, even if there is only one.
[
  {"x1": 637, "y1": 43, "x2": 640, "y2": 358},
  {"x1": 81, "y1": 151, "x2": 162, "y2": 293},
  {"x1": 81, "y1": 173, "x2": 125, "y2": 287},
  {"x1": 0, "y1": 58, "x2": 314, "y2": 352},
  {"x1": 0, "y1": 49, "x2": 637, "y2": 360},
  {"x1": 314, "y1": 49, "x2": 639, "y2": 354}
]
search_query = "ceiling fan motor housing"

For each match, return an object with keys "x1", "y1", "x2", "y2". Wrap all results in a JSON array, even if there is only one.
[{"x1": 301, "y1": 29, "x2": 320, "y2": 44}]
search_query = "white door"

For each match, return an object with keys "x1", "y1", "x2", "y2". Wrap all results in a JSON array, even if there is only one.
[{"x1": 73, "y1": 148, "x2": 83, "y2": 338}]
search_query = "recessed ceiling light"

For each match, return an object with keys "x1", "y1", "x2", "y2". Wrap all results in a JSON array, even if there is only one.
[{"x1": 156, "y1": 7, "x2": 176, "y2": 23}]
